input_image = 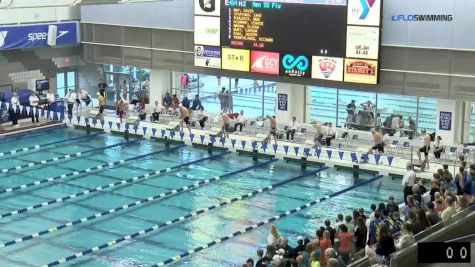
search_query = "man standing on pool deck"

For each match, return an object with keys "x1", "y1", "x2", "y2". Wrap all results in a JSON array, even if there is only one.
[
  {"x1": 368, "y1": 128, "x2": 384, "y2": 154},
  {"x1": 66, "y1": 89, "x2": 77, "y2": 117},
  {"x1": 313, "y1": 121, "x2": 324, "y2": 148},
  {"x1": 417, "y1": 130, "x2": 431, "y2": 168},
  {"x1": 266, "y1": 115, "x2": 278, "y2": 145},
  {"x1": 221, "y1": 112, "x2": 232, "y2": 138},
  {"x1": 179, "y1": 104, "x2": 191, "y2": 135},
  {"x1": 402, "y1": 163, "x2": 416, "y2": 205},
  {"x1": 116, "y1": 99, "x2": 126, "y2": 123}
]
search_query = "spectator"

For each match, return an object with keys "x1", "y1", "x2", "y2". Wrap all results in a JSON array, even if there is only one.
[
  {"x1": 296, "y1": 255, "x2": 305, "y2": 267},
  {"x1": 417, "y1": 208, "x2": 431, "y2": 229},
  {"x1": 324, "y1": 123, "x2": 336, "y2": 147},
  {"x1": 368, "y1": 211, "x2": 382, "y2": 246},
  {"x1": 430, "y1": 180, "x2": 441, "y2": 202},
  {"x1": 245, "y1": 258, "x2": 254, "y2": 267},
  {"x1": 29, "y1": 92, "x2": 39, "y2": 124},
  {"x1": 386, "y1": 196, "x2": 399, "y2": 217},
  {"x1": 455, "y1": 167, "x2": 466, "y2": 196},
  {"x1": 233, "y1": 110, "x2": 247, "y2": 132},
  {"x1": 395, "y1": 222, "x2": 415, "y2": 250},
  {"x1": 327, "y1": 258, "x2": 339, "y2": 267},
  {"x1": 464, "y1": 171, "x2": 474, "y2": 199},
  {"x1": 268, "y1": 225, "x2": 282, "y2": 247},
  {"x1": 346, "y1": 100, "x2": 356, "y2": 128},
  {"x1": 162, "y1": 92, "x2": 172, "y2": 109},
  {"x1": 227, "y1": 89, "x2": 234, "y2": 113},
  {"x1": 151, "y1": 100, "x2": 161, "y2": 122},
  {"x1": 426, "y1": 202, "x2": 441, "y2": 226},
  {"x1": 456, "y1": 196, "x2": 468, "y2": 212},
  {"x1": 442, "y1": 167, "x2": 453, "y2": 182},
  {"x1": 369, "y1": 203, "x2": 377, "y2": 222},
  {"x1": 281, "y1": 237, "x2": 296, "y2": 261},
  {"x1": 355, "y1": 217, "x2": 367, "y2": 251},
  {"x1": 286, "y1": 117, "x2": 298, "y2": 142},
  {"x1": 98, "y1": 78, "x2": 107, "y2": 98},
  {"x1": 96, "y1": 92, "x2": 106, "y2": 120},
  {"x1": 66, "y1": 89, "x2": 77, "y2": 116},
  {"x1": 295, "y1": 236, "x2": 306, "y2": 255},
  {"x1": 191, "y1": 95, "x2": 203, "y2": 110},
  {"x1": 181, "y1": 95, "x2": 190, "y2": 109},
  {"x1": 46, "y1": 90, "x2": 55, "y2": 110},
  {"x1": 324, "y1": 220, "x2": 336, "y2": 245},
  {"x1": 402, "y1": 163, "x2": 416, "y2": 205},
  {"x1": 441, "y1": 197, "x2": 457, "y2": 222},
  {"x1": 309, "y1": 251, "x2": 321, "y2": 267},
  {"x1": 374, "y1": 223, "x2": 396, "y2": 265},
  {"x1": 255, "y1": 248, "x2": 266, "y2": 267},
  {"x1": 171, "y1": 94, "x2": 180, "y2": 109},
  {"x1": 264, "y1": 245, "x2": 276, "y2": 264},
  {"x1": 324, "y1": 248, "x2": 337, "y2": 262},
  {"x1": 335, "y1": 214, "x2": 345, "y2": 231},
  {"x1": 358, "y1": 208, "x2": 368, "y2": 221},
  {"x1": 408, "y1": 210, "x2": 424, "y2": 235},
  {"x1": 319, "y1": 230, "x2": 332, "y2": 266},
  {"x1": 301, "y1": 242, "x2": 313, "y2": 267},
  {"x1": 388, "y1": 211, "x2": 403, "y2": 235},
  {"x1": 337, "y1": 224, "x2": 353, "y2": 264},
  {"x1": 434, "y1": 198, "x2": 445, "y2": 213},
  {"x1": 433, "y1": 136, "x2": 443, "y2": 159},
  {"x1": 344, "y1": 215, "x2": 355, "y2": 234}
]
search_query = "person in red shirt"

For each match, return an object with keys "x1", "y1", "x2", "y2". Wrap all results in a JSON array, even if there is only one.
[
  {"x1": 319, "y1": 230, "x2": 332, "y2": 266},
  {"x1": 171, "y1": 94, "x2": 180, "y2": 109},
  {"x1": 338, "y1": 224, "x2": 353, "y2": 264}
]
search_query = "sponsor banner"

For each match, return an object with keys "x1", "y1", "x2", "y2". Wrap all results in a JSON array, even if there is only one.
[
  {"x1": 348, "y1": 0, "x2": 381, "y2": 26},
  {"x1": 344, "y1": 58, "x2": 378, "y2": 84},
  {"x1": 221, "y1": 48, "x2": 250, "y2": 71},
  {"x1": 439, "y1": 111, "x2": 452, "y2": 131},
  {"x1": 250, "y1": 51, "x2": 280, "y2": 75},
  {"x1": 346, "y1": 26, "x2": 380, "y2": 60},
  {"x1": 311, "y1": 56, "x2": 344, "y2": 81},
  {"x1": 279, "y1": 53, "x2": 311, "y2": 78},
  {"x1": 194, "y1": 16, "x2": 220, "y2": 46},
  {"x1": 0, "y1": 21, "x2": 79, "y2": 51},
  {"x1": 194, "y1": 0, "x2": 220, "y2": 16},
  {"x1": 278, "y1": 94, "x2": 288, "y2": 111},
  {"x1": 194, "y1": 45, "x2": 221, "y2": 68}
]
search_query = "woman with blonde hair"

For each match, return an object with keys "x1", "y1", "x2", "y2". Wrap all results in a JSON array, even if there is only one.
[
  {"x1": 374, "y1": 222, "x2": 396, "y2": 265},
  {"x1": 267, "y1": 224, "x2": 281, "y2": 247},
  {"x1": 309, "y1": 251, "x2": 321, "y2": 267}
]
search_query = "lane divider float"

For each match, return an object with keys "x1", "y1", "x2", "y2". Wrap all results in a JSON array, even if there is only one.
[{"x1": 40, "y1": 166, "x2": 327, "y2": 267}]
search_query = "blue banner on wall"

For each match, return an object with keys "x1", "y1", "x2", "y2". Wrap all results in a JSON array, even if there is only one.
[
  {"x1": 439, "y1": 111, "x2": 452, "y2": 131},
  {"x1": 0, "y1": 21, "x2": 79, "y2": 51},
  {"x1": 278, "y1": 93, "x2": 288, "y2": 111}
]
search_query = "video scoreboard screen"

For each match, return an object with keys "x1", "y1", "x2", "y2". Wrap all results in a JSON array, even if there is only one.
[{"x1": 194, "y1": 0, "x2": 382, "y2": 84}]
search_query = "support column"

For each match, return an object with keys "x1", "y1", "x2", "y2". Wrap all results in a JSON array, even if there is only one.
[
  {"x1": 275, "y1": 83, "x2": 305, "y2": 124},
  {"x1": 149, "y1": 69, "x2": 171, "y2": 107},
  {"x1": 436, "y1": 99, "x2": 465, "y2": 145}
]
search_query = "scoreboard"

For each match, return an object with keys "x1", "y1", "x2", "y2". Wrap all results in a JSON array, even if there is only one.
[{"x1": 194, "y1": 0, "x2": 382, "y2": 84}]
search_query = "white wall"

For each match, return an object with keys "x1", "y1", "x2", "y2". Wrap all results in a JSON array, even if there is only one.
[
  {"x1": 149, "y1": 69, "x2": 170, "y2": 107},
  {"x1": 436, "y1": 99, "x2": 464, "y2": 145},
  {"x1": 0, "y1": 0, "x2": 80, "y2": 25},
  {"x1": 275, "y1": 83, "x2": 305, "y2": 124}
]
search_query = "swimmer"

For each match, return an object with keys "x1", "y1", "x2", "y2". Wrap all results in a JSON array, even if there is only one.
[
  {"x1": 179, "y1": 104, "x2": 191, "y2": 135},
  {"x1": 266, "y1": 115, "x2": 278, "y2": 145}
]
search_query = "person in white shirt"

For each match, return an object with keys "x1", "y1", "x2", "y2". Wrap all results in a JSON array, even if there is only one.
[
  {"x1": 9, "y1": 92, "x2": 20, "y2": 126},
  {"x1": 324, "y1": 122, "x2": 336, "y2": 147},
  {"x1": 46, "y1": 90, "x2": 55, "y2": 110},
  {"x1": 29, "y1": 93, "x2": 40, "y2": 123},
  {"x1": 233, "y1": 110, "x2": 247, "y2": 132},
  {"x1": 66, "y1": 89, "x2": 77, "y2": 116},
  {"x1": 151, "y1": 100, "x2": 161, "y2": 122},
  {"x1": 402, "y1": 163, "x2": 416, "y2": 205},
  {"x1": 286, "y1": 116, "x2": 299, "y2": 142}
]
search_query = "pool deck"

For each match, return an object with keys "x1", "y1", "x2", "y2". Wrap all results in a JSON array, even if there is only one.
[{"x1": 0, "y1": 119, "x2": 63, "y2": 137}]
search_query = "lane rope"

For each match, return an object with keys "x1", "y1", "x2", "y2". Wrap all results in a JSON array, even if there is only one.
[
  {"x1": 0, "y1": 146, "x2": 186, "y2": 195},
  {"x1": 0, "y1": 138, "x2": 143, "y2": 175},
  {"x1": 1, "y1": 152, "x2": 265, "y2": 248},
  {"x1": 150, "y1": 175, "x2": 385, "y2": 266},
  {"x1": 0, "y1": 145, "x2": 189, "y2": 219},
  {"x1": 40, "y1": 165, "x2": 325, "y2": 267},
  {"x1": 0, "y1": 132, "x2": 104, "y2": 158}
]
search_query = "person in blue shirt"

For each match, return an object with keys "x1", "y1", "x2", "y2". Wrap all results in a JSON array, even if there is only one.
[
  {"x1": 463, "y1": 170, "x2": 474, "y2": 197},
  {"x1": 181, "y1": 96, "x2": 190, "y2": 109},
  {"x1": 454, "y1": 166, "x2": 466, "y2": 195},
  {"x1": 162, "y1": 92, "x2": 172, "y2": 109},
  {"x1": 191, "y1": 95, "x2": 203, "y2": 111},
  {"x1": 368, "y1": 211, "x2": 382, "y2": 246}
]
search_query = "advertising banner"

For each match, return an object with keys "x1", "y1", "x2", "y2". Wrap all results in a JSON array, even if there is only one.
[
  {"x1": 311, "y1": 56, "x2": 344, "y2": 81},
  {"x1": 348, "y1": 0, "x2": 382, "y2": 26},
  {"x1": 0, "y1": 21, "x2": 79, "y2": 51},
  {"x1": 194, "y1": 45, "x2": 221, "y2": 68},
  {"x1": 194, "y1": 16, "x2": 221, "y2": 46},
  {"x1": 344, "y1": 59, "x2": 378, "y2": 84},
  {"x1": 278, "y1": 94, "x2": 288, "y2": 111},
  {"x1": 439, "y1": 111, "x2": 452, "y2": 131},
  {"x1": 221, "y1": 48, "x2": 250, "y2": 71},
  {"x1": 194, "y1": 0, "x2": 220, "y2": 16},
  {"x1": 279, "y1": 53, "x2": 311, "y2": 78},
  {"x1": 250, "y1": 51, "x2": 280, "y2": 75},
  {"x1": 382, "y1": 0, "x2": 475, "y2": 49},
  {"x1": 346, "y1": 26, "x2": 380, "y2": 60}
]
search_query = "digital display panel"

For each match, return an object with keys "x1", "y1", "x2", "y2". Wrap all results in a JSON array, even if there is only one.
[{"x1": 193, "y1": 0, "x2": 383, "y2": 85}]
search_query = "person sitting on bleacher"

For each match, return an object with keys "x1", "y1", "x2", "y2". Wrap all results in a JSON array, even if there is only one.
[
  {"x1": 433, "y1": 136, "x2": 443, "y2": 160},
  {"x1": 191, "y1": 95, "x2": 203, "y2": 111},
  {"x1": 163, "y1": 92, "x2": 172, "y2": 109},
  {"x1": 286, "y1": 117, "x2": 299, "y2": 142},
  {"x1": 324, "y1": 122, "x2": 336, "y2": 147},
  {"x1": 152, "y1": 100, "x2": 161, "y2": 122},
  {"x1": 181, "y1": 95, "x2": 190, "y2": 109},
  {"x1": 233, "y1": 110, "x2": 247, "y2": 132},
  {"x1": 171, "y1": 94, "x2": 180, "y2": 109},
  {"x1": 313, "y1": 121, "x2": 324, "y2": 149},
  {"x1": 368, "y1": 128, "x2": 384, "y2": 154}
]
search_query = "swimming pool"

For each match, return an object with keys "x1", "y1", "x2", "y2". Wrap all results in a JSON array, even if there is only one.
[{"x1": 0, "y1": 126, "x2": 403, "y2": 267}]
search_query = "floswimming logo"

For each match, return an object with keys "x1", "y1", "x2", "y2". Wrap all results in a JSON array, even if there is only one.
[
  {"x1": 0, "y1": 31, "x2": 8, "y2": 47},
  {"x1": 360, "y1": 0, "x2": 376, "y2": 20}
]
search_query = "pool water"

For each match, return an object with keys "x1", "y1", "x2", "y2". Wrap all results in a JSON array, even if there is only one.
[{"x1": 0, "y1": 127, "x2": 403, "y2": 267}]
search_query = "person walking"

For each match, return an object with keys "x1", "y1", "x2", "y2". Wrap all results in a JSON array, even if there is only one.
[{"x1": 97, "y1": 92, "x2": 106, "y2": 120}]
